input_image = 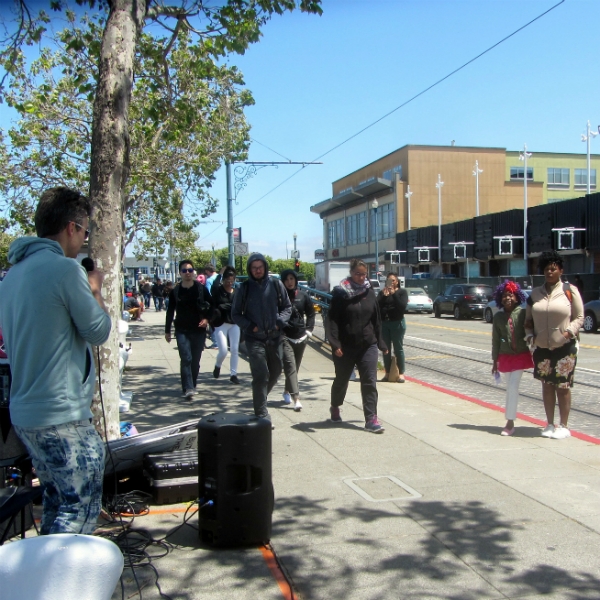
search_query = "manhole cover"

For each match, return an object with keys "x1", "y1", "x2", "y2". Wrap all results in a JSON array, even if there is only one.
[{"x1": 343, "y1": 476, "x2": 421, "y2": 503}]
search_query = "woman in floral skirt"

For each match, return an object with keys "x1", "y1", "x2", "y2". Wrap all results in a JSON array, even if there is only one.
[{"x1": 525, "y1": 251, "x2": 584, "y2": 440}]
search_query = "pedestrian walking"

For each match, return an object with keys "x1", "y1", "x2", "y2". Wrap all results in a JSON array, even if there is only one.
[
  {"x1": 231, "y1": 253, "x2": 291, "y2": 420},
  {"x1": 326, "y1": 259, "x2": 388, "y2": 433},
  {"x1": 525, "y1": 251, "x2": 584, "y2": 440},
  {"x1": 377, "y1": 273, "x2": 408, "y2": 383},
  {"x1": 280, "y1": 268, "x2": 316, "y2": 412},
  {"x1": 0, "y1": 187, "x2": 111, "y2": 534},
  {"x1": 211, "y1": 266, "x2": 241, "y2": 384},
  {"x1": 152, "y1": 278, "x2": 164, "y2": 311},
  {"x1": 491, "y1": 280, "x2": 534, "y2": 436},
  {"x1": 141, "y1": 279, "x2": 152, "y2": 308},
  {"x1": 165, "y1": 260, "x2": 214, "y2": 399}
]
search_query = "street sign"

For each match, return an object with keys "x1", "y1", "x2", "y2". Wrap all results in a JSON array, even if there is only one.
[
  {"x1": 234, "y1": 242, "x2": 249, "y2": 256},
  {"x1": 314, "y1": 249, "x2": 325, "y2": 260},
  {"x1": 291, "y1": 250, "x2": 300, "y2": 259},
  {"x1": 233, "y1": 227, "x2": 242, "y2": 243}
]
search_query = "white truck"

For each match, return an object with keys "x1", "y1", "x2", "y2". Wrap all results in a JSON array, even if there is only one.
[{"x1": 315, "y1": 261, "x2": 350, "y2": 293}]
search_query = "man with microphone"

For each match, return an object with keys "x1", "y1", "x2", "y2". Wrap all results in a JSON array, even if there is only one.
[{"x1": 0, "y1": 187, "x2": 111, "y2": 535}]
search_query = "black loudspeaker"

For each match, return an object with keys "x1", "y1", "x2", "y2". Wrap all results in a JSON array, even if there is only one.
[{"x1": 198, "y1": 413, "x2": 273, "y2": 547}]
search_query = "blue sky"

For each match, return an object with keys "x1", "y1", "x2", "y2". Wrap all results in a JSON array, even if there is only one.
[{"x1": 199, "y1": 0, "x2": 599, "y2": 262}]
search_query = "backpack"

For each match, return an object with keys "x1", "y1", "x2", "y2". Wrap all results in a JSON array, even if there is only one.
[{"x1": 171, "y1": 281, "x2": 212, "y2": 314}]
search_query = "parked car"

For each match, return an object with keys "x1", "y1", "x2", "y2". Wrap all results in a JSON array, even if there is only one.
[
  {"x1": 583, "y1": 299, "x2": 600, "y2": 333},
  {"x1": 369, "y1": 279, "x2": 381, "y2": 295},
  {"x1": 406, "y1": 288, "x2": 433, "y2": 314},
  {"x1": 433, "y1": 284, "x2": 494, "y2": 319},
  {"x1": 484, "y1": 289, "x2": 532, "y2": 323}
]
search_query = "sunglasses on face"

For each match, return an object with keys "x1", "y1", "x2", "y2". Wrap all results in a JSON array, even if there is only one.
[
  {"x1": 72, "y1": 222, "x2": 90, "y2": 240},
  {"x1": 180, "y1": 268, "x2": 194, "y2": 274}
]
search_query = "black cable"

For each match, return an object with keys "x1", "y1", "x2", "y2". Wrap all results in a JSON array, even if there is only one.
[
  {"x1": 264, "y1": 541, "x2": 296, "y2": 600},
  {"x1": 201, "y1": 0, "x2": 566, "y2": 232}
]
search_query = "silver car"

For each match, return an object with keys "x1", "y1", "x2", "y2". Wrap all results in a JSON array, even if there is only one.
[
  {"x1": 406, "y1": 288, "x2": 433, "y2": 314},
  {"x1": 484, "y1": 289, "x2": 531, "y2": 323},
  {"x1": 583, "y1": 300, "x2": 600, "y2": 333}
]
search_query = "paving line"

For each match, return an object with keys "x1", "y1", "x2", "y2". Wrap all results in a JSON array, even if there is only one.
[{"x1": 405, "y1": 374, "x2": 600, "y2": 445}]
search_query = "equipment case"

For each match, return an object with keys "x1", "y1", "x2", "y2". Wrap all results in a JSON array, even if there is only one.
[{"x1": 143, "y1": 449, "x2": 199, "y2": 505}]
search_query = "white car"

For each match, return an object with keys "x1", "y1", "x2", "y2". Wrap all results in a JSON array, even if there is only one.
[
  {"x1": 484, "y1": 289, "x2": 531, "y2": 323},
  {"x1": 406, "y1": 288, "x2": 433, "y2": 314}
]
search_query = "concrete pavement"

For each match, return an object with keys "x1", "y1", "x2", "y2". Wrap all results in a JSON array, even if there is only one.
[{"x1": 111, "y1": 307, "x2": 600, "y2": 599}]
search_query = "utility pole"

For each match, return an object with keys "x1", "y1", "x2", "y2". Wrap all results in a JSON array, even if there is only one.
[
  {"x1": 582, "y1": 120, "x2": 598, "y2": 195},
  {"x1": 405, "y1": 185, "x2": 413, "y2": 231},
  {"x1": 473, "y1": 161, "x2": 483, "y2": 217},
  {"x1": 519, "y1": 144, "x2": 532, "y2": 275},
  {"x1": 436, "y1": 174, "x2": 444, "y2": 268}
]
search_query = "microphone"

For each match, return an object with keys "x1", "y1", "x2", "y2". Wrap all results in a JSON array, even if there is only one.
[{"x1": 82, "y1": 257, "x2": 95, "y2": 272}]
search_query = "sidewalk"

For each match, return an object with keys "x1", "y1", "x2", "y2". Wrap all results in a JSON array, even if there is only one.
[{"x1": 112, "y1": 308, "x2": 600, "y2": 599}]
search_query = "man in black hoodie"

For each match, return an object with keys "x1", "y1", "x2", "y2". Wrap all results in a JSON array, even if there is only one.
[{"x1": 231, "y1": 253, "x2": 292, "y2": 420}]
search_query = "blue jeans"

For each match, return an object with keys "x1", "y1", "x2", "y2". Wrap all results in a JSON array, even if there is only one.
[
  {"x1": 14, "y1": 420, "x2": 105, "y2": 535},
  {"x1": 245, "y1": 337, "x2": 283, "y2": 418},
  {"x1": 175, "y1": 329, "x2": 206, "y2": 391},
  {"x1": 153, "y1": 295, "x2": 164, "y2": 310}
]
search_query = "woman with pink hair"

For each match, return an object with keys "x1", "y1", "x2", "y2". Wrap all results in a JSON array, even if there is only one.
[{"x1": 491, "y1": 280, "x2": 533, "y2": 436}]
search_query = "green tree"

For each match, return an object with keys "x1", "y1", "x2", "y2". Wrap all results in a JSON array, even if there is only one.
[{"x1": 0, "y1": 0, "x2": 322, "y2": 439}]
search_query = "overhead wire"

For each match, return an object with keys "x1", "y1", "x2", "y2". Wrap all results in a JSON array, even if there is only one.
[{"x1": 203, "y1": 0, "x2": 565, "y2": 239}]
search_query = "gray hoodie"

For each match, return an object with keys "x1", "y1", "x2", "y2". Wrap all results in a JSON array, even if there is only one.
[
  {"x1": 231, "y1": 253, "x2": 291, "y2": 342},
  {"x1": 0, "y1": 237, "x2": 111, "y2": 428}
]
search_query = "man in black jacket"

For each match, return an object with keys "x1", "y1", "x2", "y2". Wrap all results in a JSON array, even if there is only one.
[
  {"x1": 231, "y1": 253, "x2": 291, "y2": 420},
  {"x1": 165, "y1": 260, "x2": 213, "y2": 399}
]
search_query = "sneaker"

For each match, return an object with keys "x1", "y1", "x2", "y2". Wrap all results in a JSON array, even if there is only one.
[
  {"x1": 551, "y1": 426, "x2": 571, "y2": 440},
  {"x1": 282, "y1": 392, "x2": 292, "y2": 405},
  {"x1": 541, "y1": 424, "x2": 555, "y2": 438},
  {"x1": 213, "y1": 366, "x2": 220, "y2": 379},
  {"x1": 294, "y1": 399, "x2": 302, "y2": 412},
  {"x1": 329, "y1": 406, "x2": 342, "y2": 422},
  {"x1": 500, "y1": 427, "x2": 515, "y2": 436},
  {"x1": 184, "y1": 389, "x2": 195, "y2": 399},
  {"x1": 365, "y1": 416, "x2": 385, "y2": 433},
  {"x1": 230, "y1": 375, "x2": 240, "y2": 384}
]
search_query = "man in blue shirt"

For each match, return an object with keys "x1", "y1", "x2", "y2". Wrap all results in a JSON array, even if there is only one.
[{"x1": 0, "y1": 187, "x2": 111, "y2": 534}]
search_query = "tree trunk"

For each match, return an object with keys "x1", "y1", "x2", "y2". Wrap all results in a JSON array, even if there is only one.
[{"x1": 89, "y1": 0, "x2": 147, "y2": 440}]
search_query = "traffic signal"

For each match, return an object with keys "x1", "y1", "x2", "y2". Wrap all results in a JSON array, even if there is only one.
[{"x1": 294, "y1": 259, "x2": 300, "y2": 272}]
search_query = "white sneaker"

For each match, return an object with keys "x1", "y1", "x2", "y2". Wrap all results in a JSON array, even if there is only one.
[
  {"x1": 184, "y1": 389, "x2": 195, "y2": 399},
  {"x1": 551, "y1": 426, "x2": 571, "y2": 440},
  {"x1": 294, "y1": 399, "x2": 302, "y2": 412},
  {"x1": 282, "y1": 392, "x2": 292, "y2": 404},
  {"x1": 541, "y1": 424, "x2": 555, "y2": 438}
]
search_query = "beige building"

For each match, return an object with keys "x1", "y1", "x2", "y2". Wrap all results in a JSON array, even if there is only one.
[{"x1": 310, "y1": 144, "x2": 598, "y2": 268}]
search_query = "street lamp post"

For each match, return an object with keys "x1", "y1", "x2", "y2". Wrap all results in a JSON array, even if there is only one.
[
  {"x1": 519, "y1": 144, "x2": 532, "y2": 275},
  {"x1": 293, "y1": 233, "x2": 297, "y2": 252},
  {"x1": 405, "y1": 185, "x2": 413, "y2": 231},
  {"x1": 473, "y1": 161, "x2": 483, "y2": 217},
  {"x1": 371, "y1": 199, "x2": 379, "y2": 278},
  {"x1": 436, "y1": 174, "x2": 444, "y2": 267},
  {"x1": 582, "y1": 120, "x2": 598, "y2": 195}
]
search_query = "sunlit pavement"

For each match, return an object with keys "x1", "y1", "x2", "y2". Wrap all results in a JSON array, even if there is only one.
[{"x1": 107, "y1": 307, "x2": 600, "y2": 599}]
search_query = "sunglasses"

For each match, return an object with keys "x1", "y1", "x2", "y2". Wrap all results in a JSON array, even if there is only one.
[
  {"x1": 72, "y1": 222, "x2": 90, "y2": 240},
  {"x1": 180, "y1": 268, "x2": 194, "y2": 273}
]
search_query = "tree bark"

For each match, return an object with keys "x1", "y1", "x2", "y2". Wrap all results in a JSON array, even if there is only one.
[{"x1": 89, "y1": 0, "x2": 147, "y2": 440}]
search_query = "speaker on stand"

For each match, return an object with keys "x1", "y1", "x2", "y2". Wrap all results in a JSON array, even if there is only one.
[{"x1": 198, "y1": 413, "x2": 273, "y2": 547}]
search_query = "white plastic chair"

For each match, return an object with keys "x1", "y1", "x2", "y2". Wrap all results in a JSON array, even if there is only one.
[{"x1": 0, "y1": 533, "x2": 124, "y2": 600}]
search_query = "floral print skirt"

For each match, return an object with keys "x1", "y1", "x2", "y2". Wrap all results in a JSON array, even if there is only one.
[{"x1": 533, "y1": 340, "x2": 578, "y2": 388}]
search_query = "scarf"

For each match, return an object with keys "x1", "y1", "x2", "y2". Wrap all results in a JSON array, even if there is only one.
[{"x1": 339, "y1": 277, "x2": 371, "y2": 298}]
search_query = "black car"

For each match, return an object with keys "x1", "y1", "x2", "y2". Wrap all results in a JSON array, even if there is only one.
[{"x1": 433, "y1": 284, "x2": 494, "y2": 320}]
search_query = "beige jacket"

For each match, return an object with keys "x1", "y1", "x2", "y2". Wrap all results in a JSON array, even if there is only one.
[{"x1": 524, "y1": 281, "x2": 584, "y2": 350}]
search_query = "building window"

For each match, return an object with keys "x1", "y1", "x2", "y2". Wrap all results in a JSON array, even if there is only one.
[
  {"x1": 510, "y1": 166, "x2": 533, "y2": 181},
  {"x1": 139, "y1": 267, "x2": 149, "y2": 275},
  {"x1": 327, "y1": 217, "x2": 345, "y2": 248},
  {"x1": 574, "y1": 169, "x2": 597, "y2": 188},
  {"x1": 369, "y1": 203, "x2": 395, "y2": 241},
  {"x1": 383, "y1": 165, "x2": 402, "y2": 181},
  {"x1": 547, "y1": 168, "x2": 570, "y2": 187},
  {"x1": 347, "y1": 211, "x2": 367, "y2": 245}
]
